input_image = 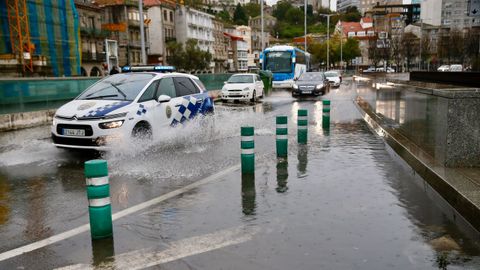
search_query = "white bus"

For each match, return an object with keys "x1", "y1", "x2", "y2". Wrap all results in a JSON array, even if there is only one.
[{"x1": 260, "y1": 45, "x2": 311, "y2": 89}]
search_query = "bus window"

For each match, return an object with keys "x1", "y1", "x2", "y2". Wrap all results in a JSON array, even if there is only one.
[{"x1": 264, "y1": 51, "x2": 292, "y2": 73}]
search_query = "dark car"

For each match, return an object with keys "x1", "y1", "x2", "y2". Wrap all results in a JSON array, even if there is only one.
[{"x1": 292, "y1": 72, "x2": 330, "y2": 97}]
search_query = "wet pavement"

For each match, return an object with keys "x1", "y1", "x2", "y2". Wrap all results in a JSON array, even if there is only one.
[{"x1": 0, "y1": 80, "x2": 479, "y2": 269}]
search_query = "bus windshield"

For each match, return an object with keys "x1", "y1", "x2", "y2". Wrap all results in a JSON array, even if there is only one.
[{"x1": 264, "y1": 51, "x2": 292, "y2": 73}]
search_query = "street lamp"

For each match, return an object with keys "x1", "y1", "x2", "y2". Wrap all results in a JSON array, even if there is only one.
[{"x1": 319, "y1": 13, "x2": 334, "y2": 70}]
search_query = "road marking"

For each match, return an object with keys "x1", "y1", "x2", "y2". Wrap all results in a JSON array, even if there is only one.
[
  {"x1": 55, "y1": 225, "x2": 259, "y2": 270},
  {"x1": 0, "y1": 164, "x2": 241, "y2": 262}
]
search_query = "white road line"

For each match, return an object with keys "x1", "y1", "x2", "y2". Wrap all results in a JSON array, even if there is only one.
[
  {"x1": 55, "y1": 225, "x2": 259, "y2": 270},
  {"x1": 0, "y1": 164, "x2": 241, "y2": 262}
]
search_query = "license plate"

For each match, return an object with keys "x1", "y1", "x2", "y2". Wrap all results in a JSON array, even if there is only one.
[
  {"x1": 63, "y1": 128, "x2": 85, "y2": 136},
  {"x1": 302, "y1": 91, "x2": 312, "y2": 94}
]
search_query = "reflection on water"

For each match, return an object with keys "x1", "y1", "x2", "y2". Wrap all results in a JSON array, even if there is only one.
[
  {"x1": 92, "y1": 237, "x2": 115, "y2": 267},
  {"x1": 297, "y1": 145, "x2": 308, "y2": 178},
  {"x1": 241, "y1": 174, "x2": 256, "y2": 216},
  {"x1": 0, "y1": 174, "x2": 9, "y2": 225},
  {"x1": 25, "y1": 177, "x2": 52, "y2": 240},
  {"x1": 276, "y1": 159, "x2": 288, "y2": 193}
]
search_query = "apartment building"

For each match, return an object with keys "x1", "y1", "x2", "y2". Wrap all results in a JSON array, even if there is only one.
[
  {"x1": 75, "y1": 0, "x2": 107, "y2": 76},
  {"x1": 97, "y1": 0, "x2": 150, "y2": 66},
  {"x1": 145, "y1": 0, "x2": 176, "y2": 65}
]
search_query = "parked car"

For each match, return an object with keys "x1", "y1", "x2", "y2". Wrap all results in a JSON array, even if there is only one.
[
  {"x1": 221, "y1": 73, "x2": 264, "y2": 102},
  {"x1": 51, "y1": 68, "x2": 214, "y2": 150},
  {"x1": 324, "y1": 71, "x2": 342, "y2": 87},
  {"x1": 449, "y1": 64, "x2": 463, "y2": 72},
  {"x1": 363, "y1": 67, "x2": 376, "y2": 73},
  {"x1": 292, "y1": 72, "x2": 330, "y2": 97},
  {"x1": 437, "y1": 65, "x2": 450, "y2": 72}
]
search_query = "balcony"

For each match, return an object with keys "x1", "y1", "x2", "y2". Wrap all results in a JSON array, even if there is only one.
[
  {"x1": 82, "y1": 51, "x2": 106, "y2": 62},
  {"x1": 80, "y1": 27, "x2": 110, "y2": 38},
  {"x1": 165, "y1": 37, "x2": 177, "y2": 43}
]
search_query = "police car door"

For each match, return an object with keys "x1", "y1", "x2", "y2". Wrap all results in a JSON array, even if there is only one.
[
  {"x1": 136, "y1": 79, "x2": 161, "y2": 126},
  {"x1": 170, "y1": 76, "x2": 203, "y2": 125},
  {"x1": 153, "y1": 76, "x2": 178, "y2": 127}
]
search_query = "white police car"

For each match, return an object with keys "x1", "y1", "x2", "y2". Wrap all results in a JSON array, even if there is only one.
[{"x1": 51, "y1": 66, "x2": 214, "y2": 150}]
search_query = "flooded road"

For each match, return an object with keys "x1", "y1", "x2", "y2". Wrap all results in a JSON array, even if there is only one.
[{"x1": 0, "y1": 79, "x2": 479, "y2": 269}]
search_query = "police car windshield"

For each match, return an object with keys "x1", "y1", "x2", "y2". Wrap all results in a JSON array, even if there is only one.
[
  {"x1": 77, "y1": 73, "x2": 154, "y2": 101},
  {"x1": 227, "y1": 75, "x2": 253, "y2": 84}
]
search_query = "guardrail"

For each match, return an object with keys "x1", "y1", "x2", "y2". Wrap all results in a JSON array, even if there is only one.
[{"x1": 0, "y1": 74, "x2": 235, "y2": 115}]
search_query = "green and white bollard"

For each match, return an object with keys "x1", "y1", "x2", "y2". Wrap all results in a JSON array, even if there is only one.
[
  {"x1": 276, "y1": 116, "x2": 288, "y2": 157},
  {"x1": 297, "y1": 109, "x2": 308, "y2": 144},
  {"x1": 85, "y1": 160, "x2": 113, "y2": 240},
  {"x1": 241, "y1": 126, "x2": 255, "y2": 175},
  {"x1": 322, "y1": 100, "x2": 331, "y2": 129}
]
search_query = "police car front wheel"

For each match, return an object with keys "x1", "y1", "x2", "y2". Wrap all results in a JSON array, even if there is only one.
[{"x1": 132, "y1": 122, "x2": 152, "y2": 140}]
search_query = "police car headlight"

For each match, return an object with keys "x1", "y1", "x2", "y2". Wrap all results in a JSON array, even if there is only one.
[
  {"x1": 293, "y1": 84, "x2": 298, "y2": 89},
  {"x1": 243, "y1": 87, "x2": 250, "y2": 91},
  {"x1": 99, "y1": 120, "x2": 124, "y2": 129},
  {"x1": 316, "y1": 84, "x2": 323, "y2": 89}
]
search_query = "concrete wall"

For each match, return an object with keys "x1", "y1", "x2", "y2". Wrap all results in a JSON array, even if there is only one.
[{"x1": 361, "y1": 79, "x2": 480, "y2": 167}]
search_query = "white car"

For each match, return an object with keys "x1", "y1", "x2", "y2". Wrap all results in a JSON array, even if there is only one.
[
  {"x1": 51, "y1": 70, "x2": 214, "y2": 150},
  {"x1": 449, "y1": 64, "x2": 463, "y2": 72},
  {"x1": 324, "y1": 71, "x2": 342, "y2": 87},
  {"x1": 221, "y1": 73, "x2": 264, "y2": 102},
  {"x1": 437, "y1": 65, "x2": 450, "y2": 72}
]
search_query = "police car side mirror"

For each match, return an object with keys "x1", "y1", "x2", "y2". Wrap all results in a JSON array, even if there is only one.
[{"x1": 157, "y1": 95, "x2": 171, "y2": 103}]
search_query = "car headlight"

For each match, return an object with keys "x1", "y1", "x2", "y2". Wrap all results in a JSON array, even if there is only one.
[
  {"x1": 293, "y1": 84, "x2": 298, "y2": 89},
  {"x1": 99, "y1": 120, "x2": 124, "y2": 129},
  {"x1": 243, "y1": 87, "x2": 250, "y2": 91},
  {"x1": 316, "y1": 84, "x2": 323, "y2": 89}
]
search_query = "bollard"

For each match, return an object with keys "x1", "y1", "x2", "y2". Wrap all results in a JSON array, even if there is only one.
[
  {"x1": 85, "y1": 160, "x2": 113, "y2": 240},
  {"x1": 297, "y1": 109, "x2": 308, "y2": 144},
  {"x1": 241, "y1": 126, "x2": 255, "y2": 174},
  {"x1": 276, "y1": 116, "x2": 288, "y2": 157},
  {"x1": 322, "y1": 100, "x2": 331, "y2": 129}
]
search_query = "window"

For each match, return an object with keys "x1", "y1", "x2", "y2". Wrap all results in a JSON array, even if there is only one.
[
  {"x1": 193, "y1": 78, "x2": 207, "y2": 91},
  {"x1": 164, "y1": 10, "x2": 167, "y2": 21},
  {"x1": 174, "y1": 77, "x2": 200, "y2": 96},
  {"x1": 157, "y1": 77, "x2": 176, "y2": 98},
  {"x1": 138, "y1": 80, "x2": 159, "y2": 102},
  {"x1": 170, "y1": 11, "x2": 173, "y2": 22}
]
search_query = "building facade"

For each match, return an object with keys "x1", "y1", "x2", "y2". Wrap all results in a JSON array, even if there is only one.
[
  {"x1": 336, "y1": 18, "x2": 376, "y2": 66},
  {"x1": 98, "y1": 0, "x2": 150, "y2": 67},
  {"x1": 75, "y1": 0, "x2": 107, "y2": 76},
  {"x1": 337, "y1": 0, "x2": 359, "y2": 13},
  {"x1": 175, "y1": 6, "x2": 215, "y2": 52},
  {"x1": 213, "y1": 19, "x2": 228, "y2": 73},
  {"x1": 145, "y1": 0, "x2": 176, "y2": 65}
]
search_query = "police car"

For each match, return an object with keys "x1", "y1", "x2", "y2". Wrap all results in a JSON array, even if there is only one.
[{"x1": 51, "y1": 66, "x2": 214, "y2": 150}]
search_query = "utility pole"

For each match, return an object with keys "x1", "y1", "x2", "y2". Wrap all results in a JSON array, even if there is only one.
[
  {"x1": 139, "y1": 0, "x2": 146, "y2": 65},
  {"x1": 304, "y1": 0, "x2": 307, "y2": 51},
  {"x1": 327, "y1": 14, "x2": 330, "y2": 70},
  {"x1": 340, "y1": 20, "x2": 343, "y2": 71},
  {"x1": 261, "y1": 0, "x2": 264, "y2": 51},
  {"x1": 419, "y1": 19, "x2": 422, "y2": 70}
]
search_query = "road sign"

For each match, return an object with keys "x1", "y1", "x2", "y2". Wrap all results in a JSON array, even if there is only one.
[{"x1": 469, "y1": 0, "x2": 480, "y2": 16}]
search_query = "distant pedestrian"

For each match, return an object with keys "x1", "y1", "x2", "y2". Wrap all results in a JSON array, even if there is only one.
[{"x1": 109, "y1": 66, "x2": 119, "y2": 75}]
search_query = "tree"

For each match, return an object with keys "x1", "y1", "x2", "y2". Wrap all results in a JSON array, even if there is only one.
[
  {"x1": 390, "y1": 35, "x2": 403, "y2": 71},
  {"x1": 166, "y1": 40, "x2": 212, "y2": 72},
  {"x1": 286, "y1": 8, "x2": 304, "y2": 25},
  {"x1": 342, "y1": 38, "x2": 361, "y2": 67},
  {"x1": 244, "y1": 2, "x2": 260, "y2": 18},
  {"x1": 402, "y1": 32, "x2": 419, "y2": 71},
  {"x1": 341, "y1": 6, "x2": 361, "y2": 22},
  {"x1": 233, "y1": 3, "x2": 248, "y2": 26},
  {"x1": 216, "y1": 10, "x2": 231, "y2": 23},
  {"x1": 273, "y1": 1, "x2": 293, "y2": 19},
  {"x1": 166, "y1": 41, "x2": 186, "y2": 70}
]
